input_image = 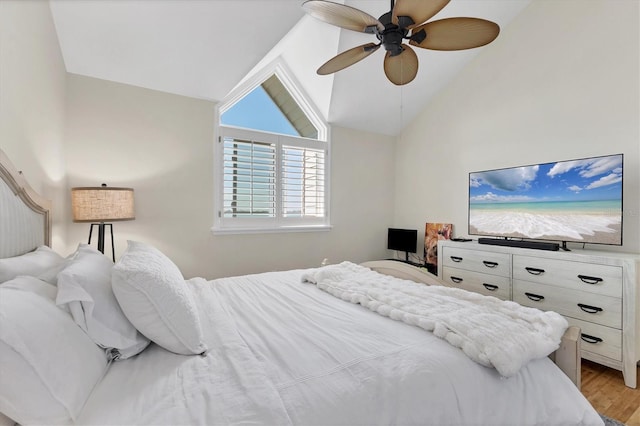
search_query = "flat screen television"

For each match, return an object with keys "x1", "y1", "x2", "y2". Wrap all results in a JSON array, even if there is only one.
[
  {"x1": 387, "y1": 228, "x2": 417, "y2": 261},
  {"x1": 468, "y1": 153, "x2": 623, "y2": 247}
]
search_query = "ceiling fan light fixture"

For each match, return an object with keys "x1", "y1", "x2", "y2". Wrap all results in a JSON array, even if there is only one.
[{"x1": 380, "y1": 30, "x2": 406, "y2": 54}]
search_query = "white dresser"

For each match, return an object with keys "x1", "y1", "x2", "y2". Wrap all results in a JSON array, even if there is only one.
[{"x1": 438, "y1": 240, "x2": 640, "y2": 388}]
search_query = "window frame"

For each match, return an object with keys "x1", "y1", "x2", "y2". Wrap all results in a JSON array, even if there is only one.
[
  {"x1": 218, "y1": 61, "x2": 328, "y2": 141},
  {"x1": 213, "y1": 126, "x2": 330, "y2": 234},
  {"x1": 212, "y1": 61, "x2": 330, "y2": 234}
]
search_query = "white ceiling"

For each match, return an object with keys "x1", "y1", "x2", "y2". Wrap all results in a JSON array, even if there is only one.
[{"x1": 50, "y1": 0, "x2": 531, "y2": 136}]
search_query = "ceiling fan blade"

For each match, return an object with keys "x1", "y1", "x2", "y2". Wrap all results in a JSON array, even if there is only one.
[
  {"x1": 317, "y1": 43, "x2": 380, "y2": 75},
  {"x1": 383, "y1": 45, "x2": 418, "y2": 86},
  {"x1": 302, "y1": 0, "x2": 384, "y2": 33},
  {"x1": 409, "y1": 17, "x2": 500, "y2": 51},
  {"x1": 392, "y1": 0, "x2": 450, "y2": 28}
]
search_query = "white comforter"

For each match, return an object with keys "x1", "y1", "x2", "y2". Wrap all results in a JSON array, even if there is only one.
[
  {"x1": 303, "y1": 261, "x2": 568, "y2": 377},
  {"x1": 78, "y1": 268, "x2": 603, "y2": 426}
]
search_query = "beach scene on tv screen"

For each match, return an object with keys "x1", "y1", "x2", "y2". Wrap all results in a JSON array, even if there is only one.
[{"x1": 469, "y1": 154, "x2": 623, "y2": 245}]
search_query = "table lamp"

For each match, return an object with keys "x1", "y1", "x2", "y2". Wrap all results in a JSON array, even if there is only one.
[{"x1": 71, "y1": 184, "x2": 135, "y2": 261}]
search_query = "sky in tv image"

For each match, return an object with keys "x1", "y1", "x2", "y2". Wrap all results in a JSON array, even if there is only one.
[{"x1": 468, "y1": 154, "x2": 623, "y2": 245}]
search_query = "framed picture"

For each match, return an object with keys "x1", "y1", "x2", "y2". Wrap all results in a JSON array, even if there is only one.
[{"x1": 424, "y1": 223, "x2": 452, "y2": 275}]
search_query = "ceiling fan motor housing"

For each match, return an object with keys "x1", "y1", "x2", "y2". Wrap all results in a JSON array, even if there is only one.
[{"x1": 376, "y1": 11, "x2": 411, "y2": 56}]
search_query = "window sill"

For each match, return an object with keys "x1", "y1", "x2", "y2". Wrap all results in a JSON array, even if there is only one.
[{"x1": 211, "y1": 225, "x2": 333, "y2": 236}]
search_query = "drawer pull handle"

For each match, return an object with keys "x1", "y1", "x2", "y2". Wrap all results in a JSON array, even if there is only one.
[
  {"x1": 450, "y1": 276, "x2": 463, "y2": 284},
  {"x1": 482, "y1": 261, "x2": 498, "y2": 268},
  {"x1": 482, "y1": 283, "x2": 498, "y2": 291},
  {"x1": 580, "y1": 334, "x2": 603, "y2": 344},
  {"x1": 524, "y1": 292, "x2": 545, "y2": 302},
  {"x1": 577, "y1": 274, "x2": 603, "y2": 285},
  {"x1": 525, "y1": 267, "x2": 545, "y2": 275},
  {"x1": 577, "y1": 303, "x2": 603, "y2": 314},
  {"x1": 450, "y1": 256, "x2": 463, "y2": 263}
]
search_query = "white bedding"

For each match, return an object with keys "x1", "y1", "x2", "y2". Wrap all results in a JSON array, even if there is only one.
[
  {"x1": 303, "y1": 261, "x2": 568, "y2": 377},
  {"x1": 78, "y1": 268, "x2": 603, "y2": 426}
]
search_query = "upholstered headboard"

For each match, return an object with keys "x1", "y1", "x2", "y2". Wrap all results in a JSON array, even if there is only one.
[{"x1": 0, "y1": 149, "x2": 52, "y2": 258}]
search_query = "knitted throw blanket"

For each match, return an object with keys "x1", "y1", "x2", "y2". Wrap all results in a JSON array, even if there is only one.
[{"x1": 302, "y1": 262, "x2": 568, "y2": 377}]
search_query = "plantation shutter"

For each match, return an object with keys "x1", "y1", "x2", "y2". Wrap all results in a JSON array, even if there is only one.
[
  {"x1": 216, "y1": 126, "x2": 328, "y2": 231},
  {"x1": 222, "y1": 136, "x2": 276, "y2": 218},
  {"x1": 282, "y1": 146, "x2": 325, "y2": 218}
]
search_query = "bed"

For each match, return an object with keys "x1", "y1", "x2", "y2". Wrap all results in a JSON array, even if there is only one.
[{"x1": 0, "y1": 149, "x2": 603, "y2": 426}]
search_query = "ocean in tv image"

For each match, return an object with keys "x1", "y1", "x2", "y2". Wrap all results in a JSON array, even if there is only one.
[{"x1": 469, "y1": 154, "x2": 623, "y2": 245}]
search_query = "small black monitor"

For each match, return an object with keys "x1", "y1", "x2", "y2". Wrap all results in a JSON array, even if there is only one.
[{"x1": 387, "y1": 228, "x2": 417, "y2": 261}]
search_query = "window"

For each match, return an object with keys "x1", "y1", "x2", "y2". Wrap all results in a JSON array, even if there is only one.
[{"x1": 214, "y1": 63, "x2": 329, "y2": 233}]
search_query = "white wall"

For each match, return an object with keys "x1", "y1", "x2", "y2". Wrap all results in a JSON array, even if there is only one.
[
  {"x1": 394, "y1": 0, "x2": 639, "y2": 255},
  {"x1": 0, "y1": 0, "x2": 68, "y2": 250},
  {"x1": 64, "y1": 74, "x2": 395, "y2": 278}
]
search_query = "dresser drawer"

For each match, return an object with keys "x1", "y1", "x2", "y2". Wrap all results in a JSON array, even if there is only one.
[
  {"x1": 566, "y1": 317, "x2": 622, "y2": 362},
  {"x1": 442, "y1": 247, "x2": 510, "y2": 277},
  {"x1": 513, "y1": 255, "x2": 622, "y2": 298},
  {"x1": 442, "y1": 266, "x2": 511, "y2": 300},
  {"x1": 513, "y1": 280, "x2": 622, "y2": 329}
]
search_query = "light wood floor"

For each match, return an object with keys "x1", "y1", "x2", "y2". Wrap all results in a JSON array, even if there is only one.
[{"x1": 581, "y1": 360, "x2": 640, "y2": 425}]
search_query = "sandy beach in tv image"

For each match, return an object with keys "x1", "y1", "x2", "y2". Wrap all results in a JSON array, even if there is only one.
[{"x1": 469, "y1": 154, "x2": 623, "y2": 245}]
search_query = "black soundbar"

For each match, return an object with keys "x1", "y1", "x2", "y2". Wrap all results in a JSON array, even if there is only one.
[{"x1": 477, "y1": 238, "x2": 560, "y2": 251}]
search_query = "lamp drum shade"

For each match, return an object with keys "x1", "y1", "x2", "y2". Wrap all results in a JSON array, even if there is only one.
[{"x1": 71, "y1": 187, "x2": 135, "y2": 222}]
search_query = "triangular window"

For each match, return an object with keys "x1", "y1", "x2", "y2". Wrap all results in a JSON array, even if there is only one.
[
  {"x1": 221, "y1": 75, "x2": 319, "y2": 139},
  {"x1": 214, "y1": 63, "x2": 329, "y2": 233}
]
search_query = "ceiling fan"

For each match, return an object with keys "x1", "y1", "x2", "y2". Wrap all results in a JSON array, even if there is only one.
[{"x1": 302, "y1": 0, "x2": 500, "y2": 85}]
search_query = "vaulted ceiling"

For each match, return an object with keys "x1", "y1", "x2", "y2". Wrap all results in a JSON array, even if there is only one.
[{"x1": 50, "y1": 0, "x2": 531, "y2": 136}]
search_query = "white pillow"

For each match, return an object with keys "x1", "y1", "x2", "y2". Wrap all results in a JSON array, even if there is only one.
[
  {"x1": 56, "y1": 244, "x2": 150, "y2": 359},
  {"x1": 0, "y1": 275, "x2": 58, "y2": 301},
  {"x1": 0, "y1": 246, "x2": 64, "y2": 283},
  {"x1": 112, "y1": 240, "x2": 207, "y2": 355},
  {"x1": 0, "y1": 275, "x2": 71, "y2": 316},
  {"x1": 37, "y1": 258, "x2": 73, "y2": 285},
  {"x1": 0, "y1": 340, "x2": 69, "y2": 425},
  {"x1": 0, "y1": 281, "x2": 108, "y2": 424}
]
